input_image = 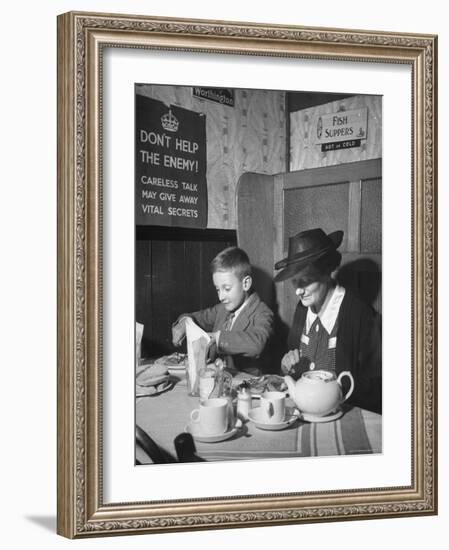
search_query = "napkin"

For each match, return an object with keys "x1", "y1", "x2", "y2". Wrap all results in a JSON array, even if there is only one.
[
  {"x1": 185, "y1": 318, "x2": 210, "y2": 395},
  {"x1": 136, "y1": 322, "x2": 144, "y2": 366}
]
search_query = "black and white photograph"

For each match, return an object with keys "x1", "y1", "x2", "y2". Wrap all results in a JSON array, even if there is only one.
[
  {"x1": 134, "y1": 83, "x2": 382, "y2": 465},
  {"x1": 2, "y1": 0, "x2": 445, "y2": 545}
]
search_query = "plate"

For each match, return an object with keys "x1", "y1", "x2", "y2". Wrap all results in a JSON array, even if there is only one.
[
  {"x1": 185, "y1": 418, "x2": 243, "y2": 443},
  {"x1": 154, "y1": 353, "x2": 187, "y2": 370},
  {"x1": 248, "y1": 406, "x2": 300, "y2": 431},
  {"x1": 300, "y1": 409, "x2": 343, "y2": 423},
  {"x1": 136, "y1": 379, "x2": 173, "y2": 397}
]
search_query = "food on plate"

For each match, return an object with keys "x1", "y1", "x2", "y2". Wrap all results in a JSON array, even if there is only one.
[
  {"x1": 246, "y1": 377, "x2": 266, "y2": 395},
  {"x1": 264, "y1": 374, "x2": 287, "y2": 392},
  {"x1": 154, "y1": 352, "x2": 187, "y2": 368},
  {"x1": 136, "y1": 363, "x2": 169, "y2": 386},
  {"x1": 136, "y1": 379, "x2": 172, "y2": 397},
  {"x1": 240, "y1": 374, "x2": 287, "y2": 395}
]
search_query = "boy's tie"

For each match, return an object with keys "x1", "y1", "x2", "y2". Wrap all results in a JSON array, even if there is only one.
[{"x1": 223, "y1": 312, "x2": 235, "y2": 331}]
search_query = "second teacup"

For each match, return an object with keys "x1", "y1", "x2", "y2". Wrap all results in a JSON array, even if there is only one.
[
  {"x1": 259, "y1": 391, "x2": 286, "y2": 423},
  {"x1": 190, "y1": 397, "x2": 228, "y2": 435}
]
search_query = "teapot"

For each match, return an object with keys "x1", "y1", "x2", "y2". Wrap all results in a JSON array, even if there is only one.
[{"x1": 284, "y1": 370, "x2": 354, "y2": 417}]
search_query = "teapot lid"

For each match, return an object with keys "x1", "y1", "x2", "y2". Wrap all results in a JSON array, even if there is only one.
[{"x1": 303, "y1": 370, "x2": 335, "y2": 382}]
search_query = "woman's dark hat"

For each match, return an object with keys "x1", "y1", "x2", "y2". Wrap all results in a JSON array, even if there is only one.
[{"x1": 274, "y1": 228, "x2": 343, "y2": 282}]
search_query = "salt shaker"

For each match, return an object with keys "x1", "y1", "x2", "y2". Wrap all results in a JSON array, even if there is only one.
[{"x1": 237, "y1": 382, "x2": 252, "y2": 421}]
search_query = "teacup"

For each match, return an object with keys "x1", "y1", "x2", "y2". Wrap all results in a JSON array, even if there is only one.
[
  {"x1": 259, "y1": 391, "x2": 286, "y2": 423},
  {"x1": 190, "y1": 397, "x2": 228, "y2": 435}
]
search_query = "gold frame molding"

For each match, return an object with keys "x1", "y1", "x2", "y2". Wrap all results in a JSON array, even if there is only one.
[{"x1": 57, "y1": 11, "x2": 438, "y2": 538}]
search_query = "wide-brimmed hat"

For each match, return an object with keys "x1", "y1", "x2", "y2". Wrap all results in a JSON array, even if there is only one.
[{"x1": 274, "y1": 228, "x2": 343, "y2": 282}]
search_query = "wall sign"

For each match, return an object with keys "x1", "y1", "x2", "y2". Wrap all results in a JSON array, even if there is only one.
[
  {"x1": 321, "y1": 139, "x2": 362, "y2": 152},
  {"x1": 135, "y1": 94, "x2": 208, "y2": 227},
  {"x1": 315, "y1": 107, "x2": 368, "y2": 151},
  {"x1": 192, "y1": 87, "x2": 235, "y2": 107}
]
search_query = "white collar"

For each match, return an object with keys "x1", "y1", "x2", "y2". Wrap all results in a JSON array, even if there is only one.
[
  {"x1": 305, "y1": 285, "x2": 346, "y2": 335},
  {"x1": 229, "y1": 295, "x2": 250, "y2": 328}
]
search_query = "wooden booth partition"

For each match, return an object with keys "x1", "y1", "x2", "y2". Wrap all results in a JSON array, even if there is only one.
[{"x1": 237, "y1": 158, "x2": 382, "y2": 341}]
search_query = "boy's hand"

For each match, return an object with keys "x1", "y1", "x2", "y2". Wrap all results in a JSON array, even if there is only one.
[
  {"x1": 281, "y1": 349, "x2": 300, "y2": 375},
  {"x1": 172, "y1": 317, "x2": 188, "y2": 347}
]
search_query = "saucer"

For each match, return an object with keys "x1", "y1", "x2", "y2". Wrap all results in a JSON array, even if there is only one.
[
  {"x1": 300, "y1": 409, "x2": 343, "y2": 423},
  {"x1": 185, "y1": 418, "x2": 243, "y2": 443},
  {"x1": 248, "y1": 406, "x2": 300, "y2": 431}
]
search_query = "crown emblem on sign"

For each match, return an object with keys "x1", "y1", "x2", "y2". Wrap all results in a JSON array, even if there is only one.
[{"x1": 161, "y1": 109, "x2": 179, "y2": 132}]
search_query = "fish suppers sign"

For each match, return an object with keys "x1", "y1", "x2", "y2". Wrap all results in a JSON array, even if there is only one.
[{"x1": 135, "y1": 94, "x2": 207, "y2": 227}]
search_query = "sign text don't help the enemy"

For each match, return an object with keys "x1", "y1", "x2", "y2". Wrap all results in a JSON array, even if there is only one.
[{"x1": 135, "y1": 95, "x2": 208, "y2": 227}]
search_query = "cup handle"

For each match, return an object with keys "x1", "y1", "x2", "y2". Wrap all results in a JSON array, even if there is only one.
[
  {"x1": 190, "y1": 409, "x2": 200, "y2": 423},
  {"x1": 337, "y1": 371, "x2": 354, "y2": 402}
]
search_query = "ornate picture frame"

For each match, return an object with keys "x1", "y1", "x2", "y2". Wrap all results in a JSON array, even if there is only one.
[{"x1": 57, "y1": 11, "x2": 437, "y2": 538}]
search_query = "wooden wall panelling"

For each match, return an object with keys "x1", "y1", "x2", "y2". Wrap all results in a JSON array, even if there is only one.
[
  {"x1": 135, "y1": 239, "x2": 152, "y2": 358},
  {"x1": 136, "y1": 227, "x2": 237, "y2": 356},
  {"x1": 347, "y1": 180, "x2": 362, "y2": 252},
  {"x1": 167, "y1": 239, "x2": 188, "y2": 330},
  {"x1": 135, "y1": 240, "x2": 146, "y2": 323},
  {"x1": 282, "y1": 160, "x2": 381, "y2": 192},
  {"x1": 236, "y1": 172, "x2": 276, "y2": 310},
  {"x1": 283, "y1": 182, "x2": 350, "y2": 251},
  {"x1": 273, "y1": 173, "x2": 285, "y2": 273},
  {"x1": 149, "y1": 240, "x2": 172, "y2": 355},
  {"x1": 184, "y1": 240, "x2": 203, "y2": 313},
  {"x1": 361, "y1": 177, "x2": 382, "y2": 252}
]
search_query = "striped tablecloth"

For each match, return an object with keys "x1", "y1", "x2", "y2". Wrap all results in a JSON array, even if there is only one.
[{"x1": 136, "y1": 377, "x2": 382, "y2": 464}]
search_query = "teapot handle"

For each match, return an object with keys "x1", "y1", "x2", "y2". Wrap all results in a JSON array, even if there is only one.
[{"x1": 337, "y1": 371, "x2": 354, "y2": 402}]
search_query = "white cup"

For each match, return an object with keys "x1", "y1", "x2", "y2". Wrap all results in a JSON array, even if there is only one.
[
  {"x1": 260, "y1": 391, "x2": 286, "y2": 423},
  {"x1": 190, "y1": 397, "x2": 228, "y2": 435}
]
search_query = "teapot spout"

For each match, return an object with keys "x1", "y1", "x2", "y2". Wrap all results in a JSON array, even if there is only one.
[{"x1": 284, "y1": 375, "x2": 296, "y2": 400}]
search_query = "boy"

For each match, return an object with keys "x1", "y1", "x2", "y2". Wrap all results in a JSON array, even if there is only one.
[{"x1": 171, "y1": 246, "x2": 273, "y2": 375}]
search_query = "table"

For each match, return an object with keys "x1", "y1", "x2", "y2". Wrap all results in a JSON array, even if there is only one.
[{"x1": 136, "y1": 374, "x2": 382, "y2": 464}]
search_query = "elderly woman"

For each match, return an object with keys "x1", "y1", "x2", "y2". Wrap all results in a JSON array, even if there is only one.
[{"x1": 274, "y1": 228, "x2": 381, "y2": 413}]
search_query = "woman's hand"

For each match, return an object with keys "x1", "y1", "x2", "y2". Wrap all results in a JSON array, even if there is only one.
[{"x1": 281, "y1": 349, "x2": 300, "y2": 375}]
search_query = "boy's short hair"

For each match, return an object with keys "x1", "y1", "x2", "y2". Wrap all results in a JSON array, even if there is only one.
[{"x1": 210, "y1": 246, "x2": 252, "y2": 280}]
